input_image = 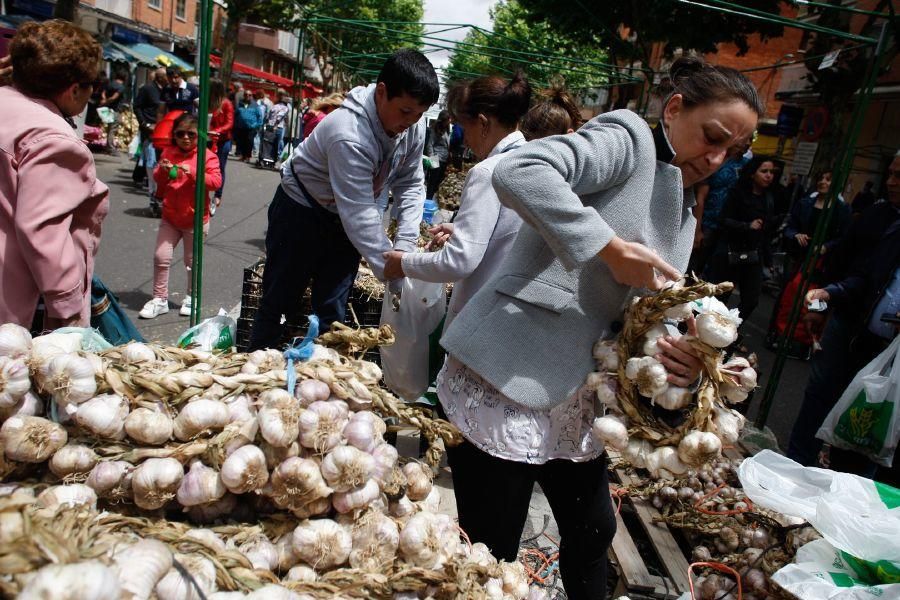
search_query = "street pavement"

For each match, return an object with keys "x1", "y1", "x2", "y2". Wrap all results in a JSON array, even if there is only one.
[{"x1": 91, "y1": 151, "x2": 811, "y2": 450}]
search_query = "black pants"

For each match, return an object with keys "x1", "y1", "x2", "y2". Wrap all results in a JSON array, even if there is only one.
[
  {"x1": 446, "y1": 439, "x2": 616, "y2": 600},
  {"x1": 234, "y1": 127, "x2": 256, "y2": 159},
  {"x1": 713, "y1": 257, "x2": 763, "y2": 323},
  {"x1": 425, "y1": 164, "x2": 447, "y2": 199},
  {"x1": 248, "y1": 186, "x2": 360, "y2": 351}
]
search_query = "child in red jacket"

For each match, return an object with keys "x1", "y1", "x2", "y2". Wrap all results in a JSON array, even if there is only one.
[{"x1": 139, "y1": 113, "x2": 222, "y2": 319}]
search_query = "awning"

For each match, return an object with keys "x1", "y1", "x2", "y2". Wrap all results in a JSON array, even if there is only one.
[
  {"x1": 210, "y1": 55, "x2": 294, "y2": 87},
  {"x1": 105, "y1": 41, "x2": 194, "y2": 72}
]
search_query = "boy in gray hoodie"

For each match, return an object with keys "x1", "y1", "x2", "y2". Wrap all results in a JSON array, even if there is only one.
[{"x1": 249, "y1": 49, "x2": 439, "y2": 350}]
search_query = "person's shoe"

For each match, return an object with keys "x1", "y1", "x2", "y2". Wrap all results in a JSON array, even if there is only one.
[
  {"x1": 149, "y1": 198, "x2": 162, "y2": 218},
  {"x1": 180, "y1": 296, "x2": 192, "y2": 317},
  {"x1": 209, "y1": 197, "x2": 220, "y2": 216},
  {"x1": 139, "y1": 298, "x2": 169, "y2": 319}
]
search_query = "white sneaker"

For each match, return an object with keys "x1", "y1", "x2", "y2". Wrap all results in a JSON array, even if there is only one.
[
  {"x1": 139, "y1": 298, "x2": 169, "y2": 319},
  {"x1": 180, "y1": 296, "x2": 192, "y2": 316}
]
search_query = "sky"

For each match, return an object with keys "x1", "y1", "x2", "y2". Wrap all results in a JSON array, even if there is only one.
[{"x1": 422, "y1": 0, "x2": 498, "y2": 73}]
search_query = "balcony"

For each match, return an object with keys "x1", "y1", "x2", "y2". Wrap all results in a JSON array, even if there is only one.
[
  {"x1": 93, "y1": 0, "x2": 133, "y2": 19},
  {"x1": 238, "y1": 23, "x2": 278, "y2": 52},
  {"x1": 277, "y1": 29, "x2": 300, "y2": 58}
]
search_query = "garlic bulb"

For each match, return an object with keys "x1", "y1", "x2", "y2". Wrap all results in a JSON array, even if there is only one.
[
  {"x1": 18, "y1": 561, "x2": 121, "y2": 600},
  {"x1": 645, "y1": 446, "x2": 688, "y2": 479},
  {"x1": 0, "y1": 390, "x2": 43, "y2": 420},
  {"x1": 226, "y1": 394, "x2": 257, "y2": 423},
  {"x1": 342, "y1": 416, "x2": 380, "y2": 453},
  {"x1": 36, "y1": 483, "x2": 97, "y2": 512},
  {"x1": 45, "y1": 352, "x2": 97, "y2": 407},
  {"x1": 125, "y1": 407, "x2": 174, "y2": 445},
  {"x1": 173, "y1": 399, "x2": 229, "y2": 441},
  {"x1": 241, "y1": 349, "x2": 286, "y2": 374},
  {"x1": 389, "y1": 495, "x2": 416, "y2": 521},
  {"x1": 711, "y1": 405, "x2": 745, "y2": 444},
  {"x1": 132, "y1": 457, "x2": 184, "y2": 510},
  {"x1": 595, "y1": 375, "x2": 619, "y2": 410},
  {"x1": 653, "y1": 386, "x2": 692, "y2": 411},
  {"x1": 269, "y1": 457, "x2": 332, "y2": 514},
  {"x1": 349, "y1": 510, "x2": 400, "y2": 570},
  {"x1": 291, "y1": 518, "x2": 352, "y2": 570},
  {"x1": 417, "y1": 485, "x2": 442, "y2": 513},
  {"x1": 296, "y1": 378, "x2": 331, "y2": 406},
  {"x1": 86, "y1": 460, "x2": 132, "y2": 498},
  {"x1": 258, "y1": 388, "x2": 301, "y2": 447},
  {"x1": 0, "y1": 323, "x2": 32, "y2": 359},
  {"x1": 591, "y1": 416, "x2": 629, "y2": 451},
  {"x1": 239, "y1": 533, "x2": 280, "y2": 571},
  {"x1": 220, "y1": 444, "x2": 268, "y2": 493},
  {"x1": 76, "y1": 394, "x2": 129, "y2": 440},
  {"x1": 332, "y1": 478, "x2": 380, "y2": 513},
  {"x1": 371, "y1": 443, "x2": 399, "y2": 483},
  {"x1": 30, "y1": 331, "x2": 82, "y2": 380},
  {"x1": 261, "y1": 440, "x2": 300, "y2": 470},
  {"x1": 677, "y1": 431, "x2": 722, "y2": 467},
  {"x1": 122, "y1": 342, "x2": 156, "y2": 363},
  {"x1": 292, "y1": 496, "x2": 331, "y2": 519},
  {"x1": 402, "y1": 462, "x2": 433, "y2": 501},
  {"x1": 246, "y1": 585, "x2": 303, "y2": 600},
  {"x1": 399, "y1": 511, "x2": 459, "y2": 570},
  {"x1": 0, "y1": 357, "x2": 30, "y2": 407},
  {"x1": 114, "y1": 538, "x2": 173, "y2": 600},
  {"x1": 464, "y1": 542, "x2": 497, "y2": 568},
  {"x1": 641, "y1": 323, "x2": 680, "y2": 357},
  {"x1": 719, "y1": 381, "x2": 749, "y2": 404},
  {"x1": 320, "y1": 446, "x2": 375, "y2": 493},
  {"x1": 694, "y1": 297, "x2": 741, "y2": 348},
  {"x1": 156, "y1": 554, "x2": 217, "y2": 600},
  {"x1": 623, "y1": 438, "x2": 653, "y2": 469},
  {"x1": 625, "y1": 356, "x2": 669, "y2": 398},
  {"x1": 285, "y1": 564, "x2": 317, "y2": 582},
  {"x1": 499, "y1": 561, "x2": 530, "y2": 599},
  {"x1": 275, "y1": 533, "x2": 299, "y2": 572},
  {"x1": 719, "y1": 357, "x2": 757, "y2": 392},
  {"x1": 298, "y1": 400, "x2": 350, "y2": 453},
  {"x1": 1, "y1": 415, "x2": 67, "y2": 462},
  {"x1": 183, "y1": 528, "x2": 226, "y2": 552},
  {"x1": 49, "y1": 444, "x2": 99, "y2": 478},
  {"x1": 592, "y1": 340, "x2": 619, "y2": 371},
  {"x1": 177, "y1": 460, "x2": 227, "y2": 507}
]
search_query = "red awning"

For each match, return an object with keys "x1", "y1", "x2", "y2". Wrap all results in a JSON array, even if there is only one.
[{"x1": 210, "y1": 55, "x2": 294, "y2": 87}]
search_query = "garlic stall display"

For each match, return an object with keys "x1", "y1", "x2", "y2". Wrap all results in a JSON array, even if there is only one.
[{"x1": 584, "y1": 280, "x2": 758, "y2": 476}]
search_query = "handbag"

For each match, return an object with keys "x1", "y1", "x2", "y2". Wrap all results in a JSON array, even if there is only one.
[{"x1": 728, "y1": 247, "x2": 760, "y2": 266}]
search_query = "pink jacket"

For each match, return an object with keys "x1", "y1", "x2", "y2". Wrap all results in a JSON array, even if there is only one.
[{"x1": 0, "y1": 86, "x2": 110, "y2": 328}]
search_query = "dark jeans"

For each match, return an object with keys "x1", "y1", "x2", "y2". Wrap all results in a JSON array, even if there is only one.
[
  {"x1": 214, "y1": 139, "x2": 232, "y2": 199},
  {"x1": 248, "y1": 186, "x2": 360, "y2": 351},
  {"x1": 234, "y1": 128, "x2": 256, "y2": 159},
  {"x1": 708, "y1": 250, "x2": 763, "y2": 323},
  {"x1": 787, "y1": 313, "x2": 887, "y2": 476},
  {"x1": 425, "y1": 163, "x2": 447, "y2": 199},
  {"x1": 446, "y1": 439, "x2": 616, "y2": 600},
  {"x1": 688, "y1": 226, "x2": 719, "y2": 278}
]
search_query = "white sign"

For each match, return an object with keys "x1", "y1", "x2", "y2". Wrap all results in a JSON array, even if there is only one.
[
  {"x1": 790, "y1": 141, "x2": 819, "y2": 176},
  {"x1": 819, "y1": 50, "x2": 840, "y2": 70}
]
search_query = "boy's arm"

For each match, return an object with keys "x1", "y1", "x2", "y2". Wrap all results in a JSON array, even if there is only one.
[{"x1": 389, "y1": 132, "x2": 427, "y2": 252}]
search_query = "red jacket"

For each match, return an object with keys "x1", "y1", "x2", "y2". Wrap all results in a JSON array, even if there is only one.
[
  {"x1": 210, "y1": 99, "x2": 234, "y2": 143},
  {"x1": 153, "y1": 146, "x2": 222, "y2": 230}
]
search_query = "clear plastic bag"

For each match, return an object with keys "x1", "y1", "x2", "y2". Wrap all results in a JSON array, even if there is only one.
[{"x1": 176, "y1": 310, "x2": 236, "y2": 351}]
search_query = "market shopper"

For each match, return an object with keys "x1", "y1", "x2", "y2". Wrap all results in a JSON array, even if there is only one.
[
  {"x1": 208, "y1": 78, "x2": 234, "y2": 212},
  {"x1": 234, "y1": 93, "x2": 263, "y2": 161},
  {"x1": 434, "y1": 57, "x2": 762, "y2": 599},
  {"x1": 248, "y1": 49, "x2": 439, "y2": 351},
  {"x1": 519, "y1": 83, "x2": 584, "y2": 140},
  {"x1": 301, "y1": 93, "x2": 344, "y2": 140},
  {"x1": 159, "y1": 67, "x2": 199, "y2": 116},
  {"x1": 0, "y1": 20, "x2": 110, "y2": 328},
  {"x1": 423, "y1": 110, "x2": 451, "y2": 199},
  {"x1": 134, "y1": 67, "x2": 169, "y2": 215},
  {"x1": 139, "y1": 114, "x2": 222, "y2": 319}
]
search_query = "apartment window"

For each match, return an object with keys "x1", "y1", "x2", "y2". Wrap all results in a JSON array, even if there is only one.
[
  {"x1": 148, "y1": 0, "x2": 161, "y2": 9},
  {"x1": 176, "y1": 0, "x2": 186, "y2": 20}
]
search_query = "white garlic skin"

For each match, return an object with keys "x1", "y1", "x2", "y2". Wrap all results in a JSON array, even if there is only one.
[
  {"x1": 0, "y1": 357, "x2": 30, "y2": 407},
  {"x1": 711, "y1": 405, "x2": 745, "y2": 444},
  {"x1": 132, "y1": 457, "x2": 184, "y2": 510},
  {"x1": 623, "y1": 438, "x2": 653, "y2": 469},
  {"x1": 653, "y1": 386, "x2": 693, "y2": 411},
  {"x1": 348, "y1": 510, "x2": 400, "y2": 570},
  {"x1": 291, "y1": 518, "x2": 352, "y2": 570},
  {"x1": 285, "y1": 564, "x2": 318, "y2": 582},
  {"x1": 176, "y1": 460, "x2": 227, "y2": 507},
  {"x1": 125, "y1": 407, "x2": 174, "y2": 445},
  {"x1": 371, "y1": 442, "x2": 399, "y2": 483},
  {"x1": 86, "y1": 460, "x2": 132, "y2": 497},
  {"x1": 246, "y1": 585, "x2": 303, "y2": 600},
  {"x1": 46, "y1": 352, "x2": 97, "y2": 406},
  {"x1": 399, "y1": 511, "x2": 459, "y2": 570},
  {"x1": 0, "y1": 323, "x2": 32, "y2": 360},
  {"x1": 36, "y1": 483, "x2": 97, "y2": 512},
  {"x1": 76, "y1": 394, "x2": 129, "y2": 440},
  {"x1": 268, "y1": 456, "x2": 332, "y2": 514},
  {"x1": 173, "y1": 399, "x2": 229, "y2": 441},
  {"x1": 332, "y1": 477, "x2": 380, "y2": 513},
  {"x1": 625, "y1": 356, "x2": 669, "y2": 398},
  {"x1": 257, "y1": 388, "x2": 301, "y2": 447},
  {"x1": 239, "y1": 533, "x2": 280, "y2": 571},
  {"x1": 220, "y1": 444, "x2": 268, "y2": 494},
  {"x1": 320, "y1": 445, "x2": 376, "y2": 493},
  {"x1": 296, "y1": 378, "x2": 331, "y2": 406},
  {"x1": 18, "y1": 560, "x2": 121, "y2": 600},
  {"x1": 298, "y1": 400, "x2": 349, "y2": 453},
  {"x1": 664, "y1": 302, "x2": 695, "y2": 321},
  {"x1": 696, "y1": 312, "x2": 739, "y2": 348},
  {"x1": 0, "y1": 390, "x2": 43, "y2": 421},
  {"x1": 49, "y1": 444, "x2": 99, "y2": 478},
  {"x1": 183, "y1": 528, "x2": 227, "y2": 552},
  {"x1": 592, "y1": 340, "x2": 619, "y2": 371},
  {"x1": 155, "y1": 554, "x2": 217, "y2": 600},
  {"x1": 1, "y1": 415, "x2": 67, "y2": 463},
  {"x1": 342, "y1": 417, "x2": 379, "y2": 453},
  {"x1": 122, "y1": 342, "x2": 156, "y2": 363},
  {"x1": 591, "y1": 416, "x2": 629, "y2": 451},
  {"x1": 641, "y1": 323, "x2": 680, "y2": 357},
  {"x1": 677, "y1": 431, "x2": 723, "y2": 467},
  {"x1": 645, "y1": 446, "x2": 688, "y2": 479},
  {"x1": 113, "y1": 538, "x2": 173, "y2": 600},
  {"x1": 402, "y1": 462, "x2": 433, "y2": 501}
]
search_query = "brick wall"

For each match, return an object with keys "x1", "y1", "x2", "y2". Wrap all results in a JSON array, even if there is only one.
[{"x1": 132, "y1": 0, "x2": 195, "y2": 39}]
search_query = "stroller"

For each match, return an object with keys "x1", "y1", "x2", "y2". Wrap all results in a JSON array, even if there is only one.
[{"x1": 258, "y1": 125, "x2": 279, "y2": 170}]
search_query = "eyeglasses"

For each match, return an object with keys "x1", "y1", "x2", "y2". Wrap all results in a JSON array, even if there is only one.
[{"x1": 174, "y1": 131, "x2": 198, "y2": 139}]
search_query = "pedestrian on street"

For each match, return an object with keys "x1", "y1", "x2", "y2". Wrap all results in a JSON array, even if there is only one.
[
  {"x1": 234, "y1": 93, "x2": 262, "y2": 161},
  {"x1": 432, "y1": 56, "x2": 761, "y2": 600},
  {"x1": 252, "y1": 89, "x2": 271, "y2": 159},
  {"x1": 423, "y1": 109, "x2": 451, "y2": 199},
  {"x1": 101, "y1": 70, "x2": 126, "y2": 152},
  {"x1": 0, "y1": 20, "x2": 110, "y2": 329},
  {"x1": 134, "y1": 66, "x2": 169, "y2": 215},
  {"x1": 159, "y1": 66, "x2": 199, "y2": 117},
  {"x1": 139, "y1": 113, "x2": 222, "y2": 320},
  {"x1": 248, "y1": 49, "x2": 439, "y2": 350},
  {"x1": 208, "y1": 78, "x2": 233, "y2": 213},
  {"x1": 301, "y1": 93, "x2": 344, "y2": 141},
  {"x1": 260, "y1": 89, "x2": 289, "y2": 165}
]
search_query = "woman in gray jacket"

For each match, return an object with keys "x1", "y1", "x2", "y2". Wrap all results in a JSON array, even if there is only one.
[{"x1": 437, "y1": 57, "x2": 764, "y2": 599}]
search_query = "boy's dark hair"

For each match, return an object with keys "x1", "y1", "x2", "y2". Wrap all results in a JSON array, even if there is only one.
[
  {"x1": 171, "y1": 112, "x2": 199, "y2": 143},
  {"x1": 377, "y1": 49, "x2": 439, "y2": 106}
]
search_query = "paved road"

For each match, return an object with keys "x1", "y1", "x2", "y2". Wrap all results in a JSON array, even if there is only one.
[{"x1": 91, "y1": 151, "x2": 810, "y2": 449}]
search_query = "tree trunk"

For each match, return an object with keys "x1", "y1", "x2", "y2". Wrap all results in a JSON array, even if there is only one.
[
  {"x1": 219, "y1": 13, "x2": 241, "y2": 88},
  {"x1": 53, "y1": 0, "x2": 79, "y2": 21}
]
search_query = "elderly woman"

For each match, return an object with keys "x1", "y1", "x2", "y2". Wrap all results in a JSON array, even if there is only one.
[{"x1": 0, "y1": 20, "x2": 109, "y2": 329}]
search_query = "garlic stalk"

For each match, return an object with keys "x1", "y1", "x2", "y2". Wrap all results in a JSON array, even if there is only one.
[
  {"x1": 113, "y1": 538, "x2": 173, "y2": 600},
  {"x1": 402, "y1": 462, "x2": 433, "y2": 502},
  {"x1": 625, "y1": 356, "x2": 669, "y2": 398},
  {"x1": 349, "y1": 510, "x2": 400, "y2": 570},
  {"x1": 132, "y1": 457, "x2": 184, "y2": 510},
  {"x1": 125, "y1": 407, "x2": 174, "y2": 445},
  {"x1": 155, "y1": 554, "x2": 217, "y2": 600},
  {"x1": 76, "y1": 394, "x2": 129, "y2": 440},
  {"x1": 49, "y1": 444, "x2": 99, "y2": 479},
  {"x1": 398, "y1": 511, "x2": 460, "y2": 570},
  {"x1": 173, "y1": 398, "x2": 229, "y2": 441},
  {"x1": 257, "y1": 388, "x2": 301, "y2": 448},
  {"x1": 1, "y1": 415, "x2": 67, "y2": 463},
  {"x1": 238, "y1": 533, "x2": 280, "y2": 571},
  {"x1": 0, "y1": 323, "x2": 32, "y2": 359},
  {"x1": 18, "y1": 561, "x2": 121, "y2": 600},
  {"x1": 46, "y1": 352, "x2": 97, "y2": 407},
  {"x1": 176, "y1": 460, "x2": 227, "y2": 507},
  {"x1": 36, "y1": 483, "x2": 97, "y2": 512},
  {"x1": 298, "y1": 400, "x2": 350, "y2": 453},
  {"x1": 320, "y1": 445, "x2": 375, "y2": 493},
  {"x1": 0, "y1": 357, "x2": 30, "y2": 407},
  {"x1": 591, "y1": 416, "x2": 629, "y2": 451},
  {"x1": 220, "y1": 444, "x2": 268, "y2": 493},
  {"x1": 296, "y1": 378, "x2": 331, "y2": 406},
  {"x1": 291, "y1": 518, "x2": 352, "y2": 570},
  {"x1": 332, "y1": 478, "x2": 380, "y2": 513},
  {"x1": 677, "y1": 431, "x2": 723, "y2": 467}
]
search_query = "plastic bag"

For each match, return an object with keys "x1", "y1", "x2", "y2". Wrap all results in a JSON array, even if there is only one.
[
  {"x1": 176, "y1": 310, "x2": 236, "y2": 351},
  {"x1": 127, "y1": 134, "x2": 141, "y2": 159},
  {"x1": 771, "y1": 538, "x2": 900, "y2": 599},
  {"x1": 816, "y1": 335, "x2": 900, "y2": 466},
  {"x1": 379, "y1": 277, "x2": 447, "y2": 402},
  {"x1": 96, "y1": 107, "x2": 116, "y2": 125},
  {"x1": 738, "y1": 450, "x2": 900, "y2": 564}
]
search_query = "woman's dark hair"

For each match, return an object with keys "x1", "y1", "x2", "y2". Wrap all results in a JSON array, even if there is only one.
[
  {"x1": 171, "y1": 113, "x2": 199, "y2": 143},
  {"x1": 208, "y1": 78, "x2": 226, "y2": 109},
  {"x1": 432, "y1": 110, "x2": 451, "y2": 134},
  {"x1": 445, "y1": 71, "x2": 532, "y2": 128},
  {"x1": 520, "y1": 83, "x2": 584, "y2": 140},
  {"x1": 736, "y1": 154, "x2": 775, "y2": 190},
  {"x1": 661, "y1": 56, "x2": 765, "y2": 117},
  {"x1": 10, "y1": 20, "x2": 101, "y2": 99},
  {"x1": 377, "y1": 48, "x2": 440, "y2": 106}
]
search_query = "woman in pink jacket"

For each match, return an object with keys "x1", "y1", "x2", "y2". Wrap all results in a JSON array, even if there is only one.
[{"x1": 0, "y1": 20, "x2": 109, "y2": 329}]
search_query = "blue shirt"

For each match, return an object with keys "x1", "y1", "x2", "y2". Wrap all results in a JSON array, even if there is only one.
[
  {"x1": 868, "y1": 267, "x2": 900, "y2": 340},
  {"x1": 702, "y1": 154, "x2": 751, "y2": 230}
]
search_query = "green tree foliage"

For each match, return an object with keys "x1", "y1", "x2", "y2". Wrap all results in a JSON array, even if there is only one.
[{"x1": 446, "y1": 0, "x2": 610, "y2": 92}]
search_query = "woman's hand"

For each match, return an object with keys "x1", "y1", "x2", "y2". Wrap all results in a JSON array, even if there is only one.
[
  {"x1": 656, "y1": 317, "x2": 704, "y2": 387},
  {"x1": 599, "y1": 237, "x2": 681, "y2": 291},
  {"x1": 181, "y1": 165, "x2": 191, "y2": 176},
  {"x1": 693, "y1": 228, "x2": 703, "y2": 250},
  {"x1": 750, "y1": 218, "x2": 764, "y2": 231},
  {"x1": 159, "y1": 158, "x2": 173, "y2": 170},
  {"x1": 0, "y1": 55, "x2": 11, "y2": 85},
  {"x1": 795, "y1": 233, "x2": 810, "y2": 247},
  {"x1": 383, "y1": 250, "x2": 405, "y2": 280},
  {"x1": 806, "y1": 288, "x2": 830, "y2": 305},
  {"x1": 427, "y1": 223, "x2": 454, "y2": 249}
]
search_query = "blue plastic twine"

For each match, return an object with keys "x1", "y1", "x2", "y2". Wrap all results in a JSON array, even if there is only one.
[{"x1": 284, "y1": 315, "x2": 320, "y2": 396}]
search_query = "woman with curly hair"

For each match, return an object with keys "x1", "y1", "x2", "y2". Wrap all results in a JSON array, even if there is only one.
[{"x1": 0, "y1": 20, "x2": 109, "y2": 329}]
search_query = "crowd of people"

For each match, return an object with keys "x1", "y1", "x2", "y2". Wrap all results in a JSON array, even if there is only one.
[{"x1": 2, "y1": 19, "x2": 900, "y2": 600}]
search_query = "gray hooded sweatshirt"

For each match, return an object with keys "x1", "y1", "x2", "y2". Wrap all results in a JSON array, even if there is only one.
[{"x1": 280, "y1": 84, "x2": 426, "y2": 280}]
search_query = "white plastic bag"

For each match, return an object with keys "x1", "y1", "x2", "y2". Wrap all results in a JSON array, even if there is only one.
[
  {"x1": 177, "y1": 309, "x2": 236, "y2": 352},
  {"x1": 380, "y1": 277, "x2": 446, "y2": 402},
  {"x1": 738, "y1": 450, "x2": 900, "y2": 564},
  {"x1": 816, "y1": 335, "x2": 900, "y2": 466}
]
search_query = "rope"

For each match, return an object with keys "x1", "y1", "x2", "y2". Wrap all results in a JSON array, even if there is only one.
[{"x1": 688, "y1": 561, "x2": 743, "y2": 600}]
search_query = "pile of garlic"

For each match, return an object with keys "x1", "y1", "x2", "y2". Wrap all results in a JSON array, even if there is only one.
[{"x1": 584, "y1": 292, "x2": 757, "y2": 478}]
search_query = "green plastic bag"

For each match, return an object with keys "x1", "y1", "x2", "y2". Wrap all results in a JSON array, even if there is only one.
[{"x1": 177, "y1": 311, "x2": 236, "y2": 352}]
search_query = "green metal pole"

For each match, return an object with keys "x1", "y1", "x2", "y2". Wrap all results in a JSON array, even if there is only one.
[
  {"x1": 755, "y1": 22, "x2": 889, "y2": 428},
  {"x1": 190, "y1": 0, "x2": 213, "y2": 327}
]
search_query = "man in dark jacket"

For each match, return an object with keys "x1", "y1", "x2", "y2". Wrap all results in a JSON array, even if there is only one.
[
  {"x1": 134, "y1": 67, "x2": 168, "y2": 214},
  {"x1": 787, "y1": 152, "x2": 900, "y2": 476}
]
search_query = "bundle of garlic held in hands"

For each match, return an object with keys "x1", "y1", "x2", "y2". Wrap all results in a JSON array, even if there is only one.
[{"x1": 585, "y1": 281, "x2": 757, "y2": 479}]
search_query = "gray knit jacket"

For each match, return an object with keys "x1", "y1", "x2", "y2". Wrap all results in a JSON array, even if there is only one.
[{"x1": 440, "y1": 109, "x2": 696, "y2": 410}]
